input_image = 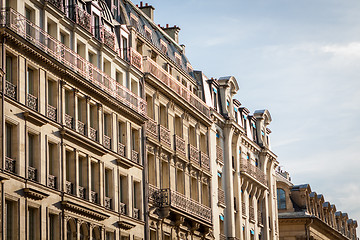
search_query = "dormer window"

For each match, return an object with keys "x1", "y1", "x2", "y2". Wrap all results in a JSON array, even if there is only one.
[
  {"x1": 130, "y1": 13, "x2": 139, "y2": 28},
  {"x1": 186, "y1": 63, "x2": 193, "y2": 73},
  {"x1": 144, "y1": 25, "x2": 152, "y2": 40},
  {"x1": 175, "y1": 52, "x2": 181, "y2": 66},
  {"x1": 160, "y1": 39, "x2": 167, "y2": 54}
]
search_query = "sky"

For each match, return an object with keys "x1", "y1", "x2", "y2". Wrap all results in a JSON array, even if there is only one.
[{"x1": 141, "y1": 0, "x2": 360, "y2": 222}]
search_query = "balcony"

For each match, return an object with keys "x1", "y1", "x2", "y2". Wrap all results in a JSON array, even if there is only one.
[
  {"x1": 118, "y1": 142, "x2": 125, "y2": 157},
  {"x1": 90, "y1": 191, "x2": 97, "y2": 203},
  {"x1": 5, "y1": 157, "x2": 15, "y2": 173},
  {"x1": 146, "y1": 118, "x2": 158, "y2": 139},
  {"x1": 174, "y1": 134, "x2": 186, "y2": 156},
  {"x1": 77, "y1": 120, "x2": 85, "y2": 135},
  {"x1": 200, "y1": 152, "x2": 210, "y2": 171},
  {"x1": 154, "y1": 188, "x2": 212, "y2": 223},
  {"x1": 45, "y1": 0, "x2": 64, "y2": 12},
  {"x1": 65, "y1": 181, "x2": 73, "y2": 194},
  {"x1": 242, "y1": 202, "x2": 246, "y2": 217},
  {"x1": 258, "y1": 210, "x2": 263, "y2": 226},
  {"x1": 216, "y1": 145, "x2": 224, "y2": 165},
  {"x1": 103, "y1": 135, "x2": 111, "y2": 149},
  {"x1": 119, "y1": 202, "x2": 126, "y2": 215},
  {"x1": 104, "y1": 197, "x2": 112, "y2": 209},
  {"x1": 240, "y1": 159, "x2": 267, "y2": 187},
  {"x1": 143, "y1": 56, "x2": 210, "y2": 118},
  {"x1": 27, "y1": 93, "x2": 38, "y2": 111},
  {"x1": 67, "y1": 5, "x2": 91, "y2": 33},
  {"x1": 159, "y1": 125, "x2": 171, "y2": 147},
  {"x1": 78, "y1": 186, "x2": 86, "y2": 199},
  {"x1": 133, "y1": 208, "x2": 140, "y2": 219},
  {"x1": 249, "y1": 206, "x2": 255, "y2": 222},
  {"x1": 48, "y1": 175, "x2": 56, "y2": 189},
  {"x1": 148, "y1": 184, "x2": 158, "y2": 202},
  {"x1": 0, "y1": 9, "x2": 146, "y2": 116},
  {"x1": 102, "y1": 26, "x2": 116, "y2": 51},
  {"x1": 131, "y1": 150, "x2": 139, "y2": 164},
  {"x1": 64, "y1": 114, "x2": 73, "y2": 129},
  {"x1": 47, "y1": 105, "x2": 57, "y2": 121},
  {"x1": 89, "y1": 127, "x2": 97, "y2": 142},
  {"x1": 28, "y1": 166, "x2": 37, "y2": 181},
  {"x1": 130, "y1": 48, "x2": 143, "y2": 71},
  {"x1": 5, "y1": 81, "x2": 17, "y2": 99},
  {"x1": 218, "y1": 188, "x2": 225, "y2": 206},
  {"x1": 189, "y1": 144, "x2": 200, "y2": 166}
]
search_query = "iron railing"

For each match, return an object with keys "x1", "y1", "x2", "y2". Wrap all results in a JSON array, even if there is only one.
[
  {"x1": 47, "y1": 105, "x2": 57, "y2": 121},
  {"x1": 130, "y1": 48, "x2": 143, "y2": 71},
  {"x1": 154, "y1": 188, "x2": 212, "y2": 223},
  {"x1": 67, "y1": 5, "x2": 91, "y2": 33},
  {"x1": 77, "y1": 120, "x2": 85, "y2": 135},
  {"x1": 104, "y1": 197, "x2": 112, "y2": 209},
  {"x1": 118, "y1": 142, "x2": 125, "y2": 157},
  {"x1": 146, "y1": 118, "x2": 158, "y2": 138},
  {"x1": 119, "y1": 202, "x2": 126, "y2": 215},
  {"x1": 28, "y1": 166, "x2": 37, "y2": 181},
  {"x1": 48, "y1": 175, "x2": 56, "y2": 189},
  {"x1": 90, "y1": 191, "x2": 97, "y2": 203},
  {"x1": 131, "y1": 149, "x2": 139, "y2": 164},
  {"x1": 189, "y1": 144, "x2": 200, "y2": 166},
  {"x1": 143, "y1": 56, "x2": 209, "y2": 118},
  {"x1": 216, "y1": 145, "x2": 224, "y2": 164},
  {"x1": 240, "y1": 159, "x2": 267, "y2": 187},
  {"x1": 45, "y1": 0, "x2": 64, "y2": 12},
  {"x1": 174, "y1": 134, "x2": 186, "y2": 156},
  {"x1": 159, "y1": 125, "x2": 171, "y2": 147},
  {"x1": 78, "y1": 186, "x2": 86, "y2": 199},
  {"x1": 249, "y1": 206, "x2": 255, "y2": 222},
  {"x1": 103, "y1": 135, "x2": 111, "y2": 149},
  {"x1": 133, "y1": 208, "x2": 140, "y2": 219},
  {"x1": 0, "y1": 9, "x2": 146, "y2": 116},
  {"x1": 89, "y1": 127, "x2": 97, "y2": 141},
  {"x1": 242, "y1": 202, "x2": 246, "y2": 217},
  {"x1": 64, "y1": 114, "x2": 73, "y2": 129},
  {"x1": 5, "y1": 81, "x2": 17, "y2": 99},
  {"x1": 5, "y1": 157, "x2": 15, "y2": 173},
  {"x1": 200, "y1": 151, "x2": 210, "y2": 171},
  {"x1": 27, "y1": 93, "x2": 38, "y2": 111},
  {"x1": 218, "y1": 188, "x2": 225, "y2": 206},
  {"x1": 65, "y1": 181, "x2": 73, "y2": 194}
]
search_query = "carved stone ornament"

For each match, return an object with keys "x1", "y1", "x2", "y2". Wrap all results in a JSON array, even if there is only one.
[
  {"x1": 147, "y1": 145, "x2": 155, "y2": 154},
  {"x1": 160, "y1": 153, "x2": 168, "y2": 161}
]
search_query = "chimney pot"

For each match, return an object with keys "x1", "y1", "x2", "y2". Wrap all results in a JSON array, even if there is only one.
[
  {"x1": 166, "y1": 24, "x2": 169, "y2": 28},
  {"x1": 140, "y1": 1, "x2": 143, "y2": 7},
  {"x1": 145, "y1": 3, "x2": 148, "y2": 6}
]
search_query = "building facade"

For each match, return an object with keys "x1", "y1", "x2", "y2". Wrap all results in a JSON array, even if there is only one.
[
  {"x1": 2, "y1": 0, "x2": 351, "y2": 240},
  {"x1": 276, "y1": 169, "x2": 358, "y2": 240}
]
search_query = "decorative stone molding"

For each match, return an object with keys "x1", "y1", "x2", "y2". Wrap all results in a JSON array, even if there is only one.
[
  {"x1": 61, "y1": 200, "x2": 109, "y2": 220},
  {"x1": 23, "y1": 188, "x2": 49, "y2": 200}
]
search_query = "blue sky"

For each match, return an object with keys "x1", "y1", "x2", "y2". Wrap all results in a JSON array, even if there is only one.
[{"x1": 142, "y1": 0, "x2": 360, "y2": 221}]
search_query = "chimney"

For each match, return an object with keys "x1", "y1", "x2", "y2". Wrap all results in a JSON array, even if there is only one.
[
  {"x1": 161, "y1": 24, "x2": 181, "y2": 43},
  {"x1": 139, "y1": 2, "x2": 155, "y2": 21}
]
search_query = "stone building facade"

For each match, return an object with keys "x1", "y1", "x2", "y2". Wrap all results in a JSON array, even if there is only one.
[{"x1": 276, "y1": 169, "x2": 358, "y2": 240}]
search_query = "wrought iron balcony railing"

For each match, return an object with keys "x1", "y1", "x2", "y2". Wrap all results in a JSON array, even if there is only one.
[
  {"x1": 200, "y1": 151, "x2": 210, "y2": 171},
  {"x1": 78, "y1": 186, "x2": 86, "y2": 199},
  {"x1": 240, "y1": 159, "x2": 267, "y2": 187},
  {"x1": 64, "y1": 114, "x2": 74, "y2": 129},
  {"x1": 242, "y1": 202, "x2": 246, "y2": 217},
  {"x1": 103, "y1": 135, "x2": 111, "y2": 149},
  {"x1": 189, "y1": 144, "x2": 200, "y2": 166},
  {"x1": 148, "y1": 184, "x2": 158, "y2": 202},
  {"x1": 218, "y1": 188, "x2": 225, "y2": 206},
  {"x1": 249, "y1": 206, "x2": 255, "y2": 222},
  {"x1": 45, "y1": 0, "x2": 64, "y2": 12},
  {"x1": 67, "y1": 5, "x2": 91, "y2": 33},
  {"x1": 120, "y1": 202, "x2": 126, "y2": 215},
  {"x1": 174, "y1": 134, "x2": 186, "y2": 156},
  {"x1": 104, "y1": 196, "x2": 112, "y2": 209},
  {"x1": 258, "y1": 210, "x2": 263, "y2": 226},
  {"x1": 5, "y1": 81, "x2": 17, "y2": 99},
  {"x1": 216, "y1": 145, "x2": 224, "y2": 165},
  {"x1": 118, "y1": 142, "x2": 125, "y2": 157},
  {"x1": 48, "y1": 175, "x2": 56, "y2": 189},
  {"x1": 65, "y1": 181, "x2": 73, "y2": 194},
  {"x1": 27, "y1": 93, "x2": 38, "y2": 111},
  {"x1": 101, "y1": 26, "x2": 116, "y2": 51},
  {"x1": 154, "y1": 188, "x2": 212, "y2": 223},
  {"x1": 131, "y1": 149, "x2": 139, "y2": 164},
  {"x1": 146, "y1": 118, "x2": 158, "y2": 138},
  {"x1": 5, "y1": 157, "x2": 15, "y2": 173},
  {"x1": 90, "y1": 191, "x2": 97, "y2": 203},
  {"x1": 47, "y1": 105, "x2": 57, "y2": 121},
  {"x1": 130, "y1": 48, "x2": 143, "y2": 71},
  {"x1": 0, "y1": 9, "x2": 146, "y2": 116},
  {"x1": 143, "y1": 56, "x2": 210, "y2": 118},
  {"x1": 28, "y1": 166, "x2": 37, "y2": 181},
  {"x1": 89, "y1": 127, "x2": 97, "y2": 142},
  {"x1": 159, "y1": 125, "x2": 171, "y2": 147},
  {"x1": 77, "y1": 120, "x2": 85, "y2": 135}
]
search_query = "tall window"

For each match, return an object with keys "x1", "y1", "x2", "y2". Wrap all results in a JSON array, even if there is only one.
[
  {"x1": 6, "y1": 55, "x2": 13, "y2": 83},
  {"x1": 277, "y1": 188, "x2": 286, "y2": 210},
  {"x1": 27, "y1": 67, "x2": 34, "y2": 95},
  {"x1": 5, "y1": 123, "x2": 13, "y2": 159},
  {"x1": 5, "y1": 200, "x2": 16, "y2": 240},
  {"x1": 93, "y1": 14, "x2": 100, "y2": 40},
  {"x1": 49, "y1": 214, "x2": 58, "y2": 240},
  {"x1": 28, "y1": 207, "x2": 38, "y2": 240}
]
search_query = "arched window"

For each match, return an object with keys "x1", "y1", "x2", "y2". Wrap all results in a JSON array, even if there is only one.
[{"x1": 277, "y1": 188, "x2": 286, "y2": 209}]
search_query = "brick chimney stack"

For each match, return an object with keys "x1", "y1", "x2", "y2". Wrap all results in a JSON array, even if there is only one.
[
  {"x1": 161, "y1": 24, "x2": 181, "y2": 44},
  {"x1": 138, "y1": 1, "x2": 155, "y2": 21}
]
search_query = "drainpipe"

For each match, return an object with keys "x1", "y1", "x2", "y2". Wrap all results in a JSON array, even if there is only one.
[
  {"x1": 305, "y1": 218, "x2": 313, "y2": 240},
  {"x1": 1, "y1": 34, "x2": 6, "y2": 240}
]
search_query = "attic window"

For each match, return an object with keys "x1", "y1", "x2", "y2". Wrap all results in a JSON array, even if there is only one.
[
  {"x1": 181, "y1": 79, "x2": 187, "y2": 87},
  {"x1": 175, "y1": 52, "x2": 181, "y2": 65},
  {"x1": 160, "y1": 39, "x2": 167, "y2": 54},
  {"x1": 130, "y1": 13, "x2": 139, "y2": 28},
  {"x1": 186, "y1": 63, "x2": 193, "y2": 73},
  {"x1": 144, "y1": 25, "x2": 152, "y2": 40}
]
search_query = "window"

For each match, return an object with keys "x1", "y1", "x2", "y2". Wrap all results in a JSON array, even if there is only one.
[
  {"x1": 144, "y1": 25, "x2": 152, "y2": 40},
  {"x1": 277, "y1": 188, "x2": 286, "y2": 210},
  {"x1": 6, "y1": 55, "x2": 15, "y2": 85},
  {"x1": 148, "y1": 154, "x2": 156, "y2": 185},
  {"x1": 175, "y1": 52, "x2": 181, "y2": 65},
  {"x1": 28, "y1": 133, "x2": 38, "y2": 181},
  {"x1": 133, "y1": 181, "x2": 141, "y2": 219},
  {"x1": 78, "y1": 156, "x2": 87, "y2": 199},
  {"x1": 119, "y1": 175, "x2": 128, "y2": 205},
  {"x1": 27, "y1": 67, "x2": 38, "y2": 111},
  {"x1": 5, "y1": 200, "x2": 17, "y2": 240},
  {"x1": 49, "y1": 214, "x2": 59, "y2": 240},
  {"x1": 106, "y1": 231, "x2": 114, "y2": 240},
  {"x1": 160, "y1": 39, "x2": 167, "y2": 54},
  {"x1": 191, "y1": 176, "x2": 198, "y2": 201},
  {"x1": 91, "y1": 161, "x2": 99, "y2": 203},
  {"x1": 93, "y1": 14, "x2": 101, "y2": 40},
  {"x1": 47, "y1": 79, "x2": 57, "y2": 121},
  {"x1": 176, "y1": 168, "x2": 184, "y2": 194},
  {"x1": 28, "y1": 207, "x2": 39, "y2": 240},
  {"x1": 48, "y1": 142, "x2": 58, "y2": 188}
]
